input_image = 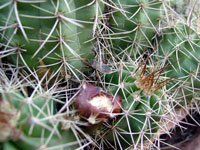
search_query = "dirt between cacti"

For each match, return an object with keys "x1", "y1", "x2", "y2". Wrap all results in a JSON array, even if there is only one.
[
  {"x1": 155, "y1": 110, "x2": 200, "y2": 150},
  {"x1": 161, "y1": 127, "x2": 200, "y2": 150}
]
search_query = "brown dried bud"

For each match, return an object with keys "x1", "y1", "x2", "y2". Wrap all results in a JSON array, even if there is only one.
[{"x1": 74, "y1": 82, "x2": 122, "y2": 124}]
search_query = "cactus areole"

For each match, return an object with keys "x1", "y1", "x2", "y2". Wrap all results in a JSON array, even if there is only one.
[{"x1": 74, "y1": 82, "x2": 122, "y2": 124}]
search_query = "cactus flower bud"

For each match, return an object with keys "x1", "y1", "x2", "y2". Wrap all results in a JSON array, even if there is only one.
[{"x1": 74, "y1": 82, "x2": 122, "y2": 124}]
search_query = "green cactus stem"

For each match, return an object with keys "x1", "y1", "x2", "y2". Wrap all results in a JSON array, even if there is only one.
[
  {"x1": 101, "y1": 62, "x2": 170, "y2": 149},
  {"x1": 107, "y1": 0, "x2": 162, "y2": 57},
  {"x1": 0, "y1": 71, "x2": 80, "y2": 150},
  {"x1": 0, "y1": 0, "x2": 104, "y2": 79},
  {"x1": 155, "y1": 23, "x2": 200, "y2": 104}
]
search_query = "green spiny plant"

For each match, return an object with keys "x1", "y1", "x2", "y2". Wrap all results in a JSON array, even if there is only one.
[
  {"x1": 98, "y1": 62, "x2": 171, "y2": 149},
  {"x1": 0, "y1": 67, "x2": 85, "y2": 150},
  {"x1": 0, "y1": 0, "x2": 104, "y2": 80},
  {"x1": 107, "y1": 0, "x2": 163, "y2": 57},
  {"x1": 154, "y1": 23, "x2": 200, "y2": 106}
]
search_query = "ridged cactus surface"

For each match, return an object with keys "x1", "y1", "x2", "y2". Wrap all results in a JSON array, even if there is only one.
[
  {"x1": 103, "y1": 63, "x2": 169, "y2": 149},
  {"x1": 108, "y1": 0, "x2": 162, "y2": 56},
  {"x1": 0, "y1": 0, "x2": 104, "y2": 78},
  {"x1": 0, "y1": 68, "x2": 79, "y2": 150},
  {"x1": 156, "y1": 23, "x2": 200, "y2": 102}
]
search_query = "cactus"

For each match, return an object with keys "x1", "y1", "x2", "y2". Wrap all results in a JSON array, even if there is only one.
[
  {"x1": 0, "y1": 0, "x2": 104, "y2": 79},
  {"x1": 0, "y1": 68, "x2": 80, "y2": 150},
  {"x1": 97, "y1": 62, "x2": 170, "y2": 149},
  {"x1": 107, "y1": 0, "x2": 162, "y2": 57},
  {"x1": 155, "y1": 23, "x2": 200, "y2": 104}
]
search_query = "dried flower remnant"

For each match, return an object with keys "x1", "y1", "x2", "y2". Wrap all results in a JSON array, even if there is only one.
[
  {"x1": 74, "y1": 82, "x2": 122, "y2": 124},
  {"x1": 135, "y1": 64, "x2": 173, "y2": 96}
]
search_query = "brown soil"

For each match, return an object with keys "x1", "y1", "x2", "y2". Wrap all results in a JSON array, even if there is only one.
[{"x1": 155, "y1": 111, "x2": 200, "y2": 150}]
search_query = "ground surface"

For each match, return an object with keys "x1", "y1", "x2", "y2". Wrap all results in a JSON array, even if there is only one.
[{"x1": 156, "y1": 111, "x2": 200, "y2": 150}]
